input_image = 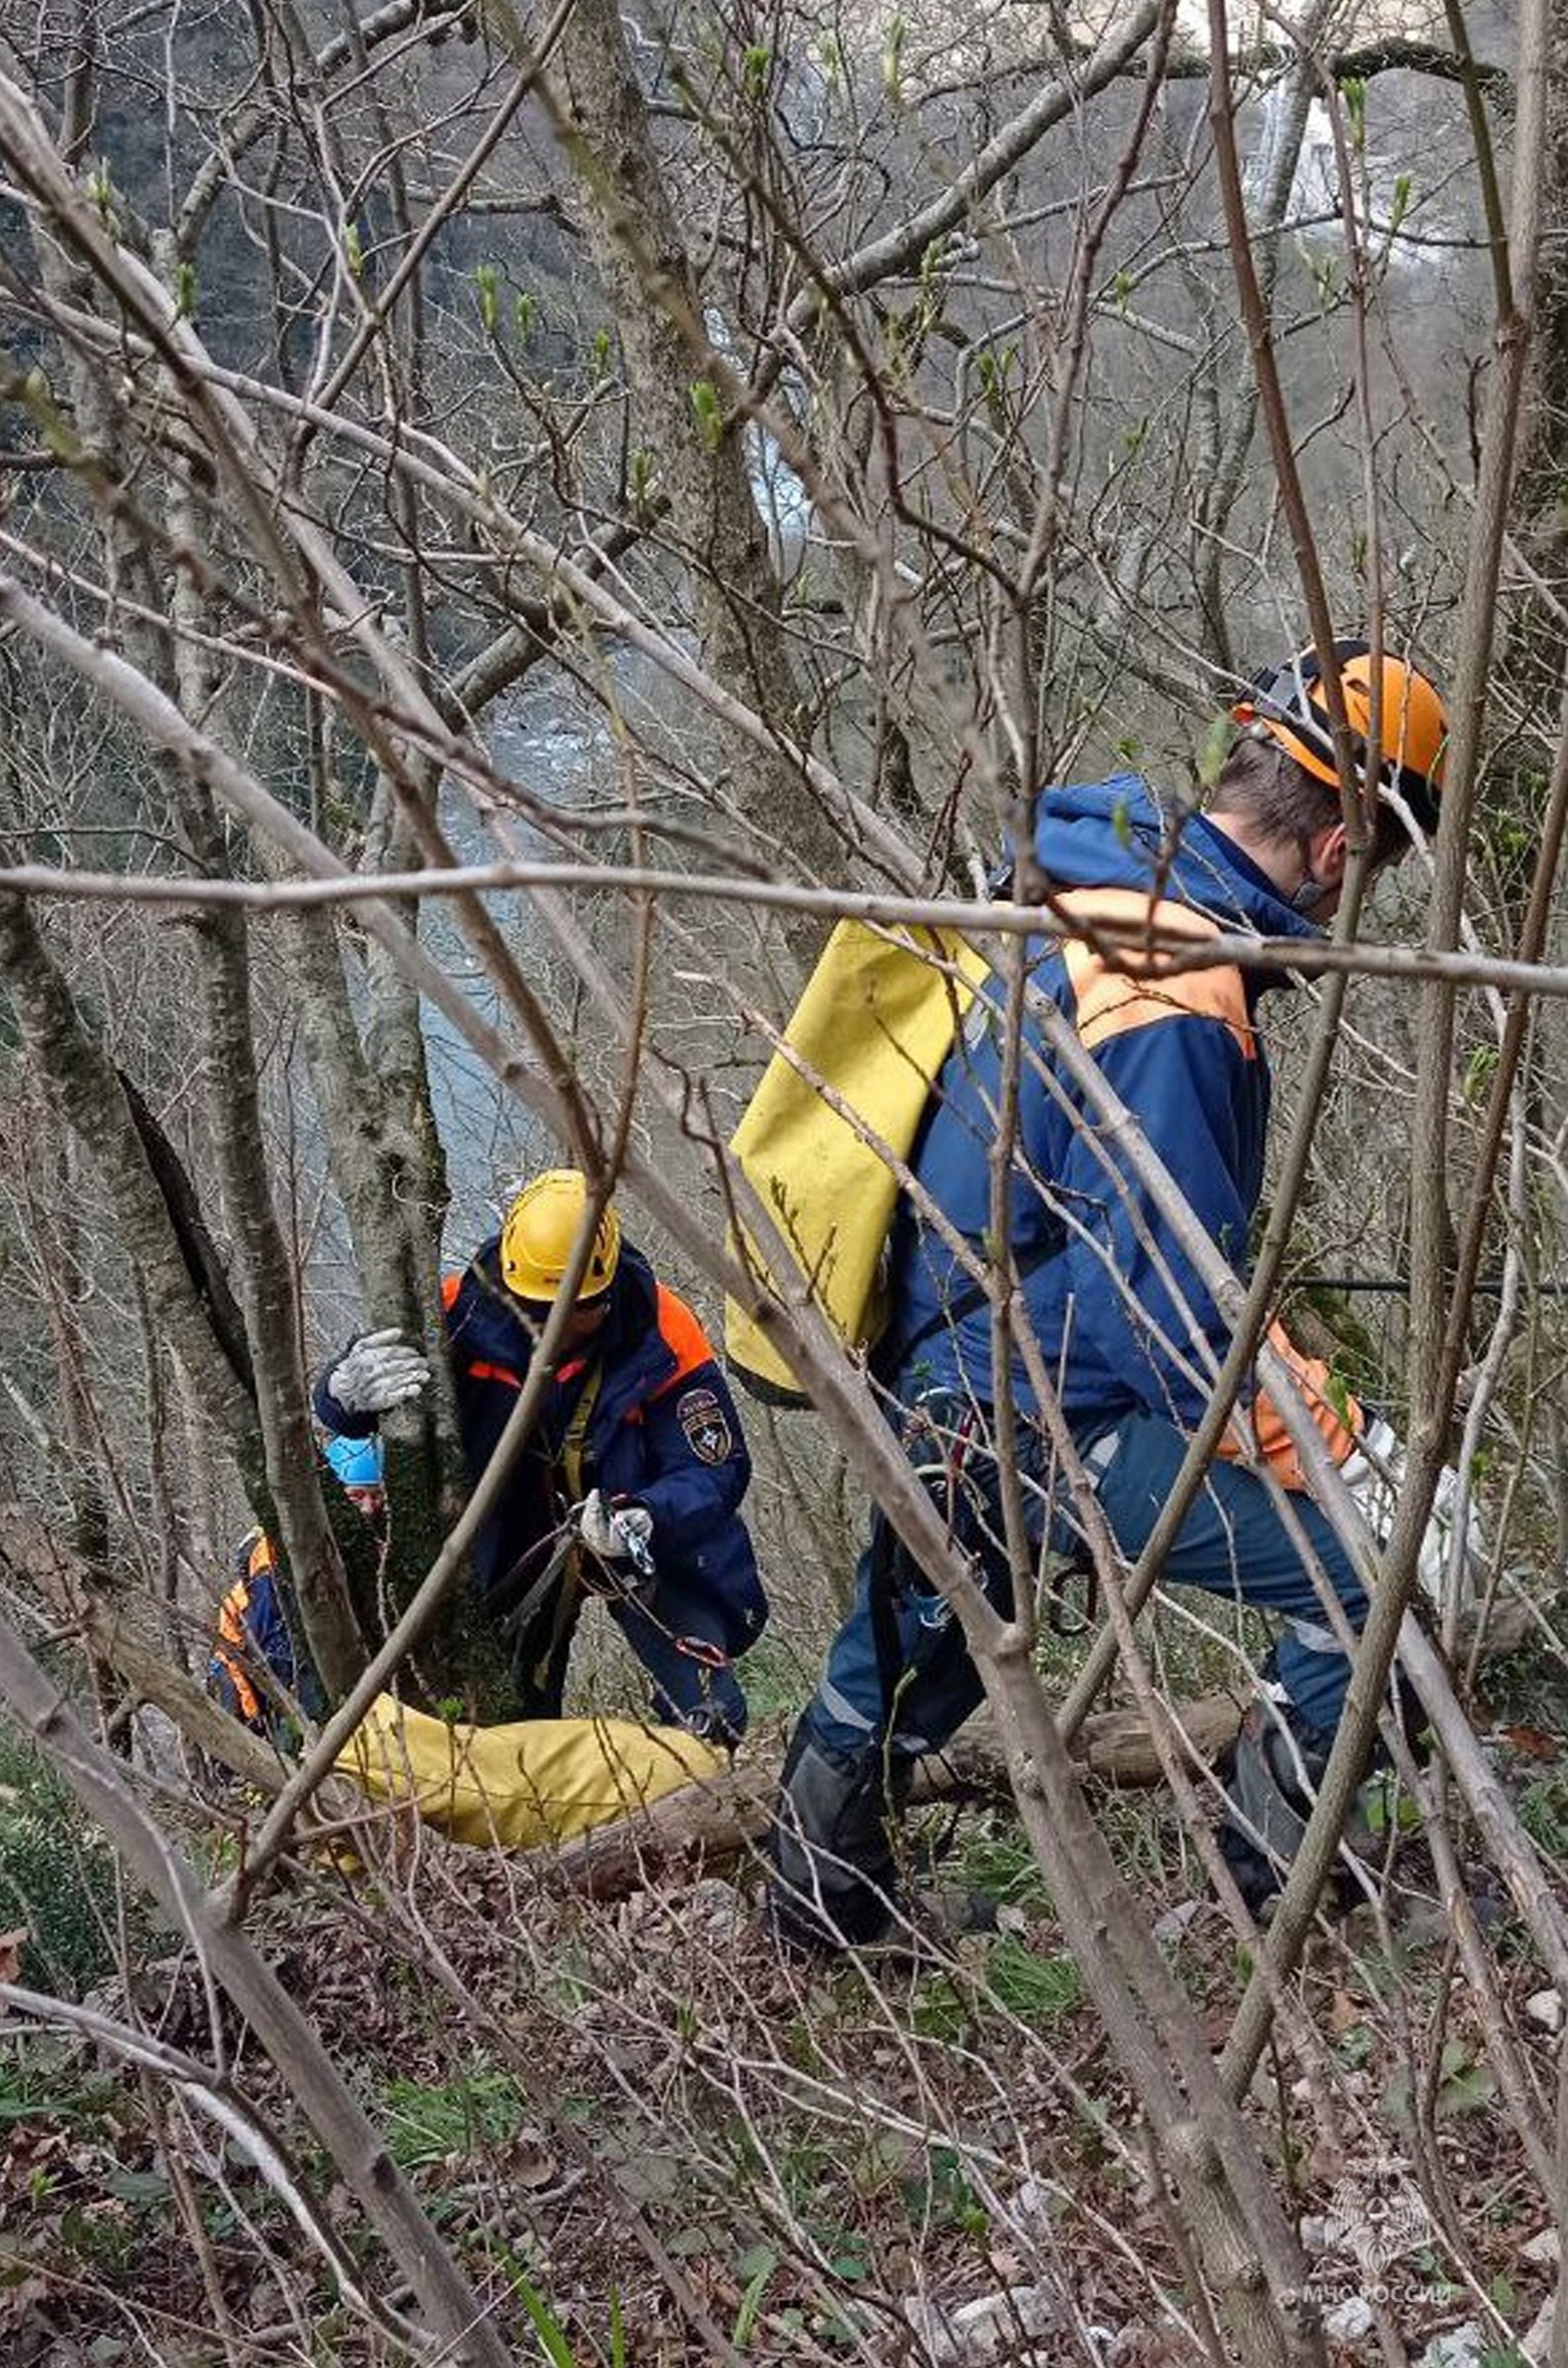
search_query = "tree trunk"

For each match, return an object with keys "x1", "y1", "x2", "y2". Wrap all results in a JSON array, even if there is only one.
[{"x1": 548, "y1": 0, "x2": 846, "y2": 889}]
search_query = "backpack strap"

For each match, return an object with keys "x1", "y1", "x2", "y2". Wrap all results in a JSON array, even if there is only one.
[{"x1": 880, "y1": 1233, "x2": 1060, "y2": 1377}]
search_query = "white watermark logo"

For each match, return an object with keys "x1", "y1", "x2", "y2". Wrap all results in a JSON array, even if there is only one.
[{"x1": 1323, "y1": 2159, "x2": 1431, "y2": 2284}]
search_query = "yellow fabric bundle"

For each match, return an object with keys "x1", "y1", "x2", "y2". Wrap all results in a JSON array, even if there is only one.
[{"x1": 336, "y1": 1695, "x2": 722, "y2": 1847}]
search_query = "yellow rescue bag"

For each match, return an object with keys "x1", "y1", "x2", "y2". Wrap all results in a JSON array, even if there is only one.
[
  {"x1": 336, "y1": 1695, "x2": 722, "y2": 1848},
  {"x1": 726, "y1": 919, "x2": 990, "y2": 1405}
]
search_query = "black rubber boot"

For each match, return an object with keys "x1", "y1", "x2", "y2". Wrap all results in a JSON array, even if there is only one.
[
  {"x1": 1216, "y1": 1697, "x2": 1339, "y2": 1922},
  {"x1": 765, "y1": 1727, "x2": 910, "y2": 1957}
]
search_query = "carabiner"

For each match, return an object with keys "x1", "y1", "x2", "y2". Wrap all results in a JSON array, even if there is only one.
[{"x1": 673, "y1": 1634, "x2": 730, "y2": 1671}]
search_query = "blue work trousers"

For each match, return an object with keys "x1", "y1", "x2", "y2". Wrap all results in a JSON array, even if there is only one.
[
  {"x1": 772, "y1": 1392, "x2": 1371, "y2": 1946},
  {"x1": 803, "y1": 1397, "x2": 1370, "y2": 1771},
  {"x1": 513, "y1": 1571, "x2": 747, "y2": 1742}
]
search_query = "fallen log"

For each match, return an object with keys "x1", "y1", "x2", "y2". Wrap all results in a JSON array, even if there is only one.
[{"x1": 521, "y1": 1692, "x2": 1244, "y2": 1898}]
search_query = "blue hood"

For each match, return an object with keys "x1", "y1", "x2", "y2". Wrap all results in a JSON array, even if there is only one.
[{"x1": 1032, "y1": 774, "x2": 1320, "y2": 952}]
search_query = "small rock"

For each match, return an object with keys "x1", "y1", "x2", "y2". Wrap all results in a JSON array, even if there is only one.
[
  {"x1": 1525, "y1": 1989, "x2": 1562, "y2": 2034},
  {"x1": 1153, "y1": 1898, "x2": 1204, "y2": 1944},
  {"x1": 904, "y1": 2285, "x2": 1058, "y2": 2363},
  {"x1": 1416, "y1": 2324, "x2": 1488, "y2": 2368},
  {"x1": 1524, "y1": 2296, "x2": 1555, "y2": 2365},
  {"x1": 1009, "y1": 2176, "x2": 1057, "y2": 2232},
  {"x1": 1520, "y1": 2226, "x2": 1561, "y2": 2267},
  {"x1": 1324, "y1": 2297, "x2": 1374, "y2": 2343},
  {"x1": 1299, "y1": 2214, "x2": 1329, "y2": 2254},
  {"x1": 1394, "y1": 1897, "x2": 1451, "y2": 1951}
]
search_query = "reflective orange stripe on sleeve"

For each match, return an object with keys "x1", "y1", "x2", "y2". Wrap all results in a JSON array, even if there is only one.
[
  {"x1": 1057, "y1": 886, "x2": 1256, "y2": 1061},
  {"x1": 648, "y1": 1286, "x2": 716, "y2": 1403}
]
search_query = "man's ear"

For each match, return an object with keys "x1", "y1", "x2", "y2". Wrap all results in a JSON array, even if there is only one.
[{"x1": 1313, "y1": 820, "x2": 1349, "y2": 885}]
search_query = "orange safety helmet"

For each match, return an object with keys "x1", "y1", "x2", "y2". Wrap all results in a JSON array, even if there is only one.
[
  {"x1": 499, "y1": 1170, "x2": 622, "y2": 1304},
  {"x1": 1233, "y1": 637, "x2": 1448, "y2": 832}
]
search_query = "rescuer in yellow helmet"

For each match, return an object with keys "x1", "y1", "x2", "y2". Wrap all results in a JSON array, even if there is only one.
[{"x1": 315, "y1": 1170, "x2": 767, "y2": 1740}]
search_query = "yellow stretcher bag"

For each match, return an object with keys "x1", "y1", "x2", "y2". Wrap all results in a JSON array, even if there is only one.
[
  {"x1": 725, "y1": 919, "x2": 990, "y2": 1406},
  {"x1": 336, "y1": 1696, "x2": 722, "y2": 1848}
]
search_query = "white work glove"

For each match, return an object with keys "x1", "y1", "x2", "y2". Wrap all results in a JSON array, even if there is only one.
[
  {"x1": 1338, "y1": 1415, "x2": 1488, "y2": 1615},
  {"x1": 326, "y1": 1328, "x2": 432, "y2": 1416},
  {"x1": 574, "y1": 1487, "x2": 654, "y2": 1572}
]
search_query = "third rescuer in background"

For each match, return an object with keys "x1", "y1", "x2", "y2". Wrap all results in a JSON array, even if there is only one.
[
  {"x1": 210, "y1": 1432, "x2": 384, "y2": 1735},
  {"x1": 315, "y1": 1171, "x2": 768, "y2": 1741},
  {"x1": 768, "y1": 636, "x2": 1486, "y2": 1951}
]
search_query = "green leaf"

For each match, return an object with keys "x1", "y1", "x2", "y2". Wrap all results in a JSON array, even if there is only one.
[
  {"x1": 1463, "y1": 1043, "x2": 1498, "y2": 1103},
  {"x1": 344, "y1": 220, "x2": 364, "y2": 279},
  {"x1": 88, "y1": 160, "x2": 120, "y2": 231},
  {"x1": 1437, "y1": 2039, "x2": 1496, "y2": 2118},
  {"x1": 732, "y1": 2249, "x2": 776, "y2": 2348},
  {"x1": 1342, "y1": 75, "x2": 1366, "y2": 150},
  {"x1": 882, "y1": 14, "x2": 905, "y2": 103},
  {"x1": 512, "y1": 2272, "x2": 576, "y2": 2367},
  {"x1": 1111, "y1": 795, "x2": 1132, "y2": 850},
  {"x1": 689, "y1": 378, "x2": 723, "y2": 450},
  {"x1": 475, "y1": 263, "x2": 500, "y2": 338},
  {"x1": 1195, "y1": 713, "x2": 1234, "y2": 791},
  {"x1": 104, "y1": 2169, "x2": 172, "y2": 2207}
]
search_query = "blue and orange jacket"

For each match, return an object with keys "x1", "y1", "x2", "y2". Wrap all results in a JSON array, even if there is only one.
[
  {"x1": 210, "y1": 1530, "x2": 295, "y2": 1731},
  {"x1": 887, "y1": 776, "x2": 1357, "y2": 1485},
  {"x1": 316, "y1": 1240, "x2": 768, "y2": 1653}
]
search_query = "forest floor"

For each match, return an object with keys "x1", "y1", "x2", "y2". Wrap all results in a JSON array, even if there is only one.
[{"x1": 5, "y1": 1633, "x2": 1568, "y2": 2367}]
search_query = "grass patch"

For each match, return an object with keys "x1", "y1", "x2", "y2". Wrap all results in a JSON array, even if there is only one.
[{"x1": 381, "y1": 2066, "x2": 528, "y2": 2168}]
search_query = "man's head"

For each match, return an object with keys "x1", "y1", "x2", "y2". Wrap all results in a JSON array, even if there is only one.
[
  {"x1": 499, "y1": 1169, "x2": 621, "y2": 1346},
  {"x1": 323, "y1": 1430, "x2": 386, "y2": 1518},
  {"x1": 1213, "y1": 638, "x2": 1448, "y2": 917}
]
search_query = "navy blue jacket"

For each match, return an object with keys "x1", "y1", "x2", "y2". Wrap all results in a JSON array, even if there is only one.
[
  {"x1": 316, "y1": 1240, "x2": 767, "y2": 1656},
  {"x1": 887, "y1": 777, "x2": 1320, "y2": 1435}
]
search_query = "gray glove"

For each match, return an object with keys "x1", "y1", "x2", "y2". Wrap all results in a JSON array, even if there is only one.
[
  {"x1": 574, "y1": 1487, "x2": 654, "y2": 1575},
  {"x1": 326, "y1": 1327, "x2": 432, "y2": 1416},
  {"x1": 1338, "y1": 1415, "x2": 1487, "y2": 1614}
]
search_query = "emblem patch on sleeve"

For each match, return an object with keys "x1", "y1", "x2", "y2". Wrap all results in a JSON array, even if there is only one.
[{"x1": 678, "y1": 1388, "x2": 732, "y2": 1465}]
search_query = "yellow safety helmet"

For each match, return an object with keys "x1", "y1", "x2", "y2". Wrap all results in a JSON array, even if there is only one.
[
  {"x1": 500, "y1": 1171, "x2": 622, "y2": 1304},
  {"x1": 1233, "y1": 637, "x2": 1448, "y2": 832}
]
